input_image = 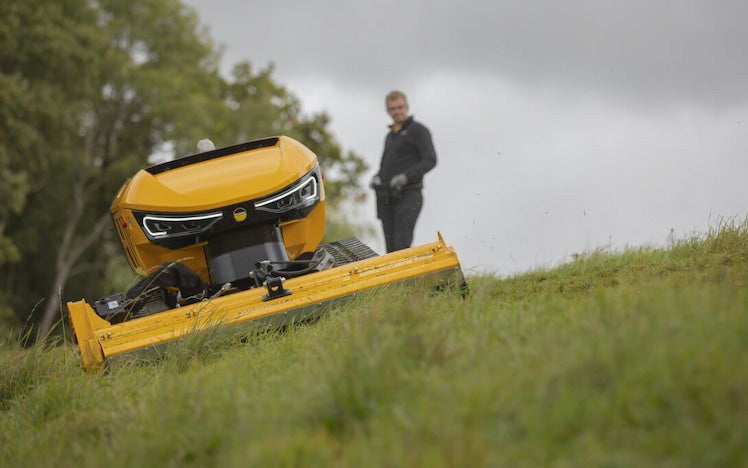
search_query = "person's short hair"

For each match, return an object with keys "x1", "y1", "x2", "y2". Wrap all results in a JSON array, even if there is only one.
[{"x1": 385, "y1": 90, "x2": 408, "y2": 106}]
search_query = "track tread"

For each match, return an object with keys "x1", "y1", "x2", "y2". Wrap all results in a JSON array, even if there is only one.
[{"x1": 319, "y1": 238, "x2": 379, "y2": 267}]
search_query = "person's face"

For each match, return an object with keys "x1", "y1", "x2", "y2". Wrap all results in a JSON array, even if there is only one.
[{"x1": 386, "y1": 98, "x2": 409, "y2": 125}]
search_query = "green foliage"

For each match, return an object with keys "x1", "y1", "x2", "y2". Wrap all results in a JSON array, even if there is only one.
[
  {"x1": 0, "y1": 0, "x2": 98, "y2": 268},
  {"x1": 0, "y1": 0, "x2": 104, "y2": 330},
  {"x1": 0, "y1": 220, "x2": 746, "y2": 466}
]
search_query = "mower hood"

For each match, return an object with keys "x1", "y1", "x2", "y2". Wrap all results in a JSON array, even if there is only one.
[{"x1": 112, "y1": 136, "x2": 319, "y2": 213}]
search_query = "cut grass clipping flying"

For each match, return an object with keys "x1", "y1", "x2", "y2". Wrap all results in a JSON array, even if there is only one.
[{"x1": 1, "y1": 219, "x2": 746, "y2": 466}]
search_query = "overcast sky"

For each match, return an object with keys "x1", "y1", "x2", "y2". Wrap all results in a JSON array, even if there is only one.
[{"x1": 184, "y1": 0, "x2": 747, "y2": 275}]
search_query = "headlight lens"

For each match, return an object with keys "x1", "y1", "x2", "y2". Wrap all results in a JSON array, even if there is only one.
[
  {"x1": 254, "y1": 172, "x2": 319, "y2": 214},
  {"x1": 142, "y1": 212, "x2": 223, "y2": 239}
]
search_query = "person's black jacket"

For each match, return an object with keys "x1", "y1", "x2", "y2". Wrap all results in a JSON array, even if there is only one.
[{"x1": 376, "y1": 116, "x2": 437, "y2": 188}]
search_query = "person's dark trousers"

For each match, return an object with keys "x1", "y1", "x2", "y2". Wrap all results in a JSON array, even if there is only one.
[{"x1": 377, "y1": 189, "x2": 424, "y2": 253}]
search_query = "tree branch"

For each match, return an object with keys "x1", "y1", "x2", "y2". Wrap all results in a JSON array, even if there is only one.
[{"x1": 67, "y1": 213, "x2": 111, "y2": 266}]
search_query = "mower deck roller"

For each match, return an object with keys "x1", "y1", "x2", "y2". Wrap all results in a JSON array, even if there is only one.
[
  {"x1": 69, "y1": 234, "x2": 463, "y2": 370},
  {"x1": 66, "y1": 136, "x2": 464, "y2": 370}
]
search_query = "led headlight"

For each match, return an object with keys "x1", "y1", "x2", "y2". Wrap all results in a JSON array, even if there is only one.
[
  {"x1": 141, "y1": 212, "x2": 223, "y2": 239},
  {"x1": 254, "y1": 172, "x2": 319, "y2": 214}
]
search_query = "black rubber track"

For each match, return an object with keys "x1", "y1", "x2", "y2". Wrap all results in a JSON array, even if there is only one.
[{"x1": 318, "y1": 238, "x2": 379, "y2": 267}]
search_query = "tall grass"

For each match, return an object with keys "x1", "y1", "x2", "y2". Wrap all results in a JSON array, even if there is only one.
[{"x1": 1, "y1": 219, "x2": 746, "y2": 466}]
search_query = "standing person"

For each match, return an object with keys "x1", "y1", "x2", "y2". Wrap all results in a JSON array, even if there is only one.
[{"x1": 370, "y1": 90, "x2": 437, "y2": 253}]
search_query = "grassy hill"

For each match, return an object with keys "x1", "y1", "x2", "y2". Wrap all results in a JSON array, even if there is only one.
[{"x1": 1, "y1": 220, "x2": 746, "y2": 466}]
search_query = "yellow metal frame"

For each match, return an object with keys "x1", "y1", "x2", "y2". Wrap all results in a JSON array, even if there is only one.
[{"x1": 68, "y1": 234, "x2": 464, "y2": 371}]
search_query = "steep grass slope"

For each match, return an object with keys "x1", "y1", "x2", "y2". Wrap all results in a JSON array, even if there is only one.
[{"x1": 1, "y1": 220, "x2": 746, "y2": 466}]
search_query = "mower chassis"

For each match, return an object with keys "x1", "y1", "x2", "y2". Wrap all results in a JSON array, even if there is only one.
[{"x1": 68, "y1": 234, "x2": 463, "y2": 371}]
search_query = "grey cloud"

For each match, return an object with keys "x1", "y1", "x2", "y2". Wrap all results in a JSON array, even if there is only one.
[{"x1": 188, "y1": 0, "x2": 748, "y2": 109}]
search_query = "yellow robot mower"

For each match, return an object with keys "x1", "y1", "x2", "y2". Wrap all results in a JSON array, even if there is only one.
[{"x1": 67, "y1": 136, "x2": 464, "y2": 370}]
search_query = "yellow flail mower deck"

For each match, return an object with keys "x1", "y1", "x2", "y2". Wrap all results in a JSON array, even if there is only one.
[{"x1": 68, "y1": 234, "x2": 464, "y2": 371}]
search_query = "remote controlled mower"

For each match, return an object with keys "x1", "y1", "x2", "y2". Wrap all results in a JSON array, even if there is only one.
[{"x1": 67, "y1": 136, "x2": 464, "y2": 370}]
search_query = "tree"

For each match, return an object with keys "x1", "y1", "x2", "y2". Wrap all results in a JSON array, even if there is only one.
[
  {"x1": 0, "y1": 0, "x2": 104, "y2": 335},
  {"x1": 34, "y1": 0, "x2": 227, "y2": 338}
]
